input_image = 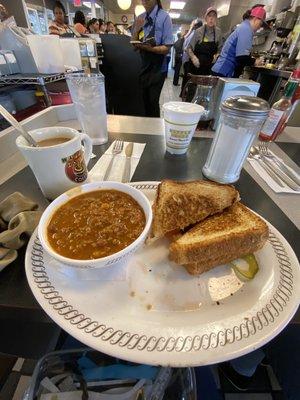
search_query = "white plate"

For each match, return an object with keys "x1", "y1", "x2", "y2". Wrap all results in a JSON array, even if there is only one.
[{"x1": 25, "y1": 182, "x2": 300, "y2": 367}]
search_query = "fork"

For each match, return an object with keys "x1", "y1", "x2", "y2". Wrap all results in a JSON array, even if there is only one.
[
  {"x1": 103, "y1": 140, "x2": 124, "y2": 180},
  {"x1": 258, "y1": 141, "x2": 300, "y2": 186}
]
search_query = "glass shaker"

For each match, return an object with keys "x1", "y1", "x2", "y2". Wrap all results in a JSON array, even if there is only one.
[
  {"x1": 202, "y1": 96, "x2": 270, "y2": 183},
  {"x1": 188, "y1": 75, "x2": 218, "y2": 130},
  {"x1": 192, "y1": 84, "x2": 214, "y2": 125}
]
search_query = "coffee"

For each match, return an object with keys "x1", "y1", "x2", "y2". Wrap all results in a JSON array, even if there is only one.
[{"x1": 38, "y1": 137, "x2": 70, "y2": 147}]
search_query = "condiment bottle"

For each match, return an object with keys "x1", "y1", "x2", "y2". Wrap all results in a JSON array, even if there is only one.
[
  {"x1": 203, "y1": 96, "x2": 270, "y2": 184},
  {"x1": 259, "y1": 78, "x2": 299, "y2": 141}
]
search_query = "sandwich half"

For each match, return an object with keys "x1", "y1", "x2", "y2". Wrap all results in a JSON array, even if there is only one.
[
  {"x1": 169, "y1": 202, "x2": 269, "y2": 275},
  {"x1": 150, "y1": 180, "x2": 240, "y2": 240}
]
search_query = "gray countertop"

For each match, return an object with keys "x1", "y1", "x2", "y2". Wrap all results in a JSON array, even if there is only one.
[{"x1": 0, "y1": 105, "x2": 299, "y2": 229}]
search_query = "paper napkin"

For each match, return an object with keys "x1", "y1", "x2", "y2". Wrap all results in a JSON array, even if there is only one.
[
  {"x1": 247, "y1": 150, "x2": 300, "y2": 194},
  {"x1": 89, "y1": 141, "x2": 146, "y2": 182}
]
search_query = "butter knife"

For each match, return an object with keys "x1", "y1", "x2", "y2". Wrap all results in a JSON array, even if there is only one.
[
  {"x1": 263, "y1": 157, "x2": 300, "y2": 191},
  {"x1": 269, "y1": 157, "x2": 300, "y2": 186},
  {"x1": 122, "y1": 142, "x2": 134, "y2": 183}
]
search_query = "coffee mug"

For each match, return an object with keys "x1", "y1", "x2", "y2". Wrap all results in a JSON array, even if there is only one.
[{"x1": 16, "y1": 127, "x2": 93, "y2": 200}]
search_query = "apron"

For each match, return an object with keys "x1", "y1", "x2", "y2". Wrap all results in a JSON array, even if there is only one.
[
  {"x1": 139, "y1": 9, "x2": 165, "y2": 88},
  {"x1": 190, "y1": 26, "x2": 218, "y2": 75}
]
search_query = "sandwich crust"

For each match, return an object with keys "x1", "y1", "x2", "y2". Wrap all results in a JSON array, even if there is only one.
[
  {"x1": 151, "y1": 180, "x2": 240, "y2": 239},
  {"x1": 169, "y1": 203, "x2": 269, "y2": 274}
]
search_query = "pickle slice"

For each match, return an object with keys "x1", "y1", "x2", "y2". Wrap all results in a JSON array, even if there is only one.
[{"x1": 231, "y1": 254, "x2": 259, "y2": 280}]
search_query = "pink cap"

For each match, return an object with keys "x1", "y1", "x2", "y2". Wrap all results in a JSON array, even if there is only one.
[
  {"x1": 205, "y1": 7, "x2": 217, "y2": 18},
  {"x1": 250, "y1": 6, "x2": 266, "y2": 21}
]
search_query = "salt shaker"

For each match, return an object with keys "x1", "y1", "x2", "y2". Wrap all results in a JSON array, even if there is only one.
[{"x1": 202, "y1": 96, "x2": 270, "y2": 184}]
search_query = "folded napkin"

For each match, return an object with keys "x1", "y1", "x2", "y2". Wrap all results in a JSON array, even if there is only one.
[
  {"x1": 89, "y1": 141, "x2": 146, "y2": 182},
  {"x1": 247, "y1": 151, "x2": 300, "y2": 194},
  {"x1": 0, "y1": 192, "x2": 42, "y2": 272}
]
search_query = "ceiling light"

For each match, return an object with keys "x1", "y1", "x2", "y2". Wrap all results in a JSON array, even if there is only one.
[
  {"x1": 83, "y1": 2, "x2": 101, "y2": 8},
  {"x1": 169, "y1": 12, "x2": 180, "y2": 19},
  {"x1": 135, "y1": 5, "x2": 145, "y2": 16},
  {"x1": 170, "y1": 1, "x2": 185, "y2": 10},
  {"x1": 117, "y1": 0, "x2": 132, "y2": 10}
]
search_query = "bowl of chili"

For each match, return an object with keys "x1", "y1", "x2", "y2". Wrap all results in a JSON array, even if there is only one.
[{"x1": 38, "y1": 181, "x2": 152, "y2": 268}]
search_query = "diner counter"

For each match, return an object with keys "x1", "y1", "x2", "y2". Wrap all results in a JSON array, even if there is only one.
[
  {"x1": 248, "y1": 66, "x2": 292, "y2": 80},
  {"x1": 1, "y1": 105, "x2": 299, "y2": 229},
  {"x1": 245, "y1": 66, "x2": 294, "y2": 106},
  {"x1": 0, "y1": 105, "x2": 299, "y2": 358}
]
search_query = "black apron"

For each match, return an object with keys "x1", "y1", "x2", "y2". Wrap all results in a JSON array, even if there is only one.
[
  {"x1": 190, "y1": 26, "x2": 218, "y2": 75},
  {"x1": 139, "y1": 9, "x2": 165, "y2": 88}
]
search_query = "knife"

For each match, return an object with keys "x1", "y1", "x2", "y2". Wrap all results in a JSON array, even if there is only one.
[
  {"x1": 262, "y1": 157, "x2": 300, "y2": 191},
  {"x1": 122, "y1": 142, "x2": 134, "y2": 183},
  {"x1": 269, "y1": 157, "x2": 300, "y2": 186}
]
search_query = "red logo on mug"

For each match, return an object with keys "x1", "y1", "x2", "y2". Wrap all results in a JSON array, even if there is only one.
[{"x1": 62, "y1": 150, "x2": 88, "y2": 183}]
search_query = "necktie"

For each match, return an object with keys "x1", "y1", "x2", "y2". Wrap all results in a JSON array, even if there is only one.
[{"x1": 145, "y1": 15, "x2": 153, "y2": 27}]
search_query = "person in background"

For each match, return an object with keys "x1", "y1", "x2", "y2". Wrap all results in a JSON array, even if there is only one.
[
  {"x1": 74, "y1": 10, "x2": 88, "y2": 35},
  {"x1": 132, "y1": 0, "x2": 173, "y2": 117},
  {"x1": 180, "y1": 18, "x2": 203, "y2": 97},
  {"x1": 173, "y1": 32, "x2": 184, "y2": 86},
  {"x1": 187, "y1": 7, "x2": 223, "y2": 75},
  {"x1": 106, "y1": 21, "x2": 116, "y2": 34},
  {"x1": 242, "y1": 3, "x2": 265, "y2": 22},
  {"x1": 87, "y1": 18, "x2": 100, "y2": 34},
  {"x1": 49, "y1": 1, "x2": 72, "y2": 36},
  {"x1": 212, "y1": 6, "x2": 266, "y2": 78},
  {"x1": 99, "y1": 19, "x2": 107, "y2": 33},
  {"x1": 224, "y1": 4, "x2": 266, "y2": 39}
]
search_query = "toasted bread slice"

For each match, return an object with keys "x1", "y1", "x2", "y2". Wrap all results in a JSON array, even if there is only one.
[
  {"x1": 151, "y1": 180, "x2": 239, "y2": 240},
  {"x1": 169, "y1": 203, "x2": 269, "y2": 275},
  {"x1": 165, "y1": 229, "x2": 184, "y2": 242}
]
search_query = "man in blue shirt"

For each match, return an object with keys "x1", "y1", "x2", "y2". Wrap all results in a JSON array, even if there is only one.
[
  {"x1": 212, "y1": 6, "x2": 267, "y2": 78},
  {"x1": 132, "y1": 0, "x2": 173, "y2": 117}
]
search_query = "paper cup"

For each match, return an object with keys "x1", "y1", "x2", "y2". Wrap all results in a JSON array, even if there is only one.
[{"x1": 162, "y1": 102, "x2": 204, "y2": 155}]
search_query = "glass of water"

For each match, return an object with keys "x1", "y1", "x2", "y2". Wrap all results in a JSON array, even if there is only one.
[{"x1": 66, "y1": 72, "x2": 108, "y2": 145}]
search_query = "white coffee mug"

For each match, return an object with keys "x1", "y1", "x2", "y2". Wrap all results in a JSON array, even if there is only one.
[
  {"x1": 163, "y1": 102, "x2": 204, "y2": 155},
  {"x1": 16, "y1": 127, "x2": 93, "y2": 200}
]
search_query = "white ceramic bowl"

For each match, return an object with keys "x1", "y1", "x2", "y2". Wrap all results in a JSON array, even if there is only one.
[{"x1": 38, "y1": 182, "x2": 153, "y2": 269}]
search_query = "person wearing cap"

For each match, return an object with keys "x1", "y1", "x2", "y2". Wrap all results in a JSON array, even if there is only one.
[
  {"x1": 180, "y1": 18, "x2": 203, "y2": 97},
  {"x1": 187, "y1": 7, "x2": 223, "y2": 76},
  {"x1": 212, "y1": 6, "x2": 267, "y2": 78}
]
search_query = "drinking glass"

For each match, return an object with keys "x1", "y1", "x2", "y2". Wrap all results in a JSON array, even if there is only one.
[{"x1": 66, "y1": 72, "x2": 108, "y2": 145}]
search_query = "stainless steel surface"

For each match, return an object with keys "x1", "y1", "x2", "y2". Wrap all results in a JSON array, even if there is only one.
[
  {"x1": 250, "y1": 66, "x2": 292, "y2": 80},
  {"x1": 0, "y1": 105, "x2": 37, "y2": 147},
  {"x1": 103, "y1": 140, "x2": 123, "y2": 181},
  {"x1": 275, "y1": 10, "x2": 296, "y2": 30},
  {"x1": 0, "y1": 73, "x2": 66, "y2": 86},
  {"x1": 122, "y1": 142, "x2": 133, "y2": 183},
  {"x1": 249, "y1": 147, "x2": 285, "y2": 187},
  {"x1": 258, "y1": 143, "x2": 300, "y2": 186},
  {"x1": 221, "y1": 96, "x2": 270, "y2": 118}
]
